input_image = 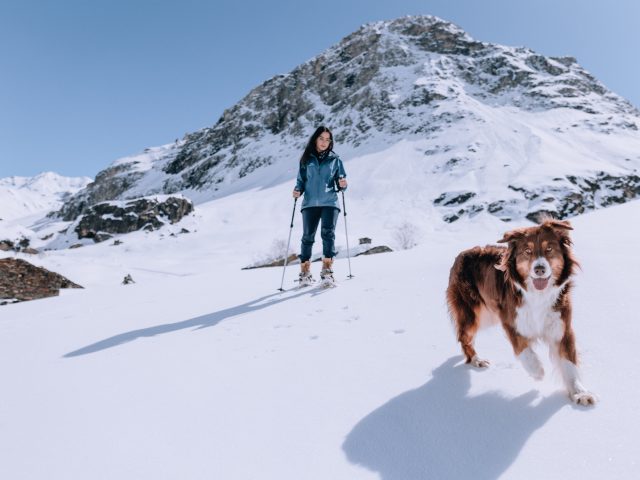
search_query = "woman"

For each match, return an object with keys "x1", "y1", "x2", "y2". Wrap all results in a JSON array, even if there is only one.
[{"x1": 293, "y1": 126, "x2": 348, "y2": 286}]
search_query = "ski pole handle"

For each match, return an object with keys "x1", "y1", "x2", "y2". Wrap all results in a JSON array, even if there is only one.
[{"x1": 289, "y1": 197, "x2": 297, "y2": 227}]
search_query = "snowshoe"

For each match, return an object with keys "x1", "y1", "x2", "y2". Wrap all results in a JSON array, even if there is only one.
[
  {"x1": 319, "y1": 268, "x2": 336, "y2": 288},
  {"x1": 297, "y1": 271, "x2": 314, "y2": 288}
]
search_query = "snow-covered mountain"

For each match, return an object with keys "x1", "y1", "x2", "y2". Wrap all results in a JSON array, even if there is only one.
[
  {"x1": 0, "y1": 172, "x2": 91, "y2": 250},
  {"x1": 0, "y1": 172, "x2": 91, "y2": 222},
  {"x1": 55, "y1": 15, "x2": 640, "y2": 226}
]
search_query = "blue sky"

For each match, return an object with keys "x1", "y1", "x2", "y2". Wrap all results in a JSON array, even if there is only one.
[{"x1": 1, "y1": 0, "x2": 638, "y2": 179}]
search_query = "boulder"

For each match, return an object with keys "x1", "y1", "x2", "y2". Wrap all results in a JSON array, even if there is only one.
[
  {"x1": 355, "y1": 246, "x2": 393, "y2": 256},
  {"x1": 242, "y1": 253, "x2": 299, "y2": 270},
  {"x1": 0, "y1": 258, "x2": 83, "y2": 302},
  {"x1": 74, "y1": 196, "x2": 194, "y2": 241}
]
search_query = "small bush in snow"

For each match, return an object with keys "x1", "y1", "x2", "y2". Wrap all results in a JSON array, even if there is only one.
[
  {"x1": 393, "y1": 222, "x2": 419, "y2": 250},
  {"x1": 251, "y1": 238, "x2": 293, "y2": 266}
]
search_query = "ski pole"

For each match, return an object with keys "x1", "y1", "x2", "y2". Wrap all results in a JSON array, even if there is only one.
[
  {"x1": 278, "y1": 197, "x2": 298, "y2": 292},
  {"x1": 340, "y1": 189, "x2": 354, "y2": 279}
]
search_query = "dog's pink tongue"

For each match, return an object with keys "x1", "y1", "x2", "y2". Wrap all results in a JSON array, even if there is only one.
[{"x1": 533, "y1": 278, "x2": 549, "y2": 290}]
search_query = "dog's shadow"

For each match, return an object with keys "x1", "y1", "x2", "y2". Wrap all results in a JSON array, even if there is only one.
[{"x1": 343, "y1": 356, "x2": 566, "y2": 480}]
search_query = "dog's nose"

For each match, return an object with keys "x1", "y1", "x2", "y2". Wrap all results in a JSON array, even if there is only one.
[{"x1": 534, "y1": 264, "x2": 546, "y2": 276}]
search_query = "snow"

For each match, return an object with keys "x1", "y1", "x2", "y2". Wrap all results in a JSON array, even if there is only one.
[
  {"x1": 2, "y1": 16, "x2": 640, "y2": 478},
  {"x1": 0, "y1": 172, "x2": 90, "y2": 221},
  {"x1": 1, "y1": 171, "x2": 639, "y2": 479}
]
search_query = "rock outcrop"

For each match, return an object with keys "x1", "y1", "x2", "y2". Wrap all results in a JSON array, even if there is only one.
[
  {"x1": 355, "y1": 246, "x2": 394, "y2": 256},
  {"x1": 242, "y1": 253, "x2": 299, "y2": 270},
  {"x1": 0, "y1": 258, "x2": 82, "y2": 303},
  {"x1": 73, "y1": 196, "x2": 194, "y2": 241}
]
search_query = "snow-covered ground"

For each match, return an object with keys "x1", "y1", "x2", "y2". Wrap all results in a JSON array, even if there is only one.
[{"x1": 1, "y1": 170, "x2": 638, "y2": 479}]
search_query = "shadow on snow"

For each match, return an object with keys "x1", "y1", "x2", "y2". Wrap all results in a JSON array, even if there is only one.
[
  {"x1": 63, "y1": 288, "x2": 322, "y2": 358},
  {"x1": 343, "y1": 356, "x2": 567, "y2": 480}
]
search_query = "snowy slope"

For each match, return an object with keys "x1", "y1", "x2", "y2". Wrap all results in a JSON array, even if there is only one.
[
  {"x1": 1, "y1": 172, "x2": 638, "y2": 479},
  {"x1": 0, "y1": 172, "x2": 91, "y2": 221},
  {"x1": 0, "y1": 172, "x2": 91, "y2": 251}
]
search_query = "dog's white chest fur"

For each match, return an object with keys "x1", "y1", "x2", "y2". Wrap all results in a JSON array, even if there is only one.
[{"x1": 515, "y1": 281, "x2": 565, "y2": 342}]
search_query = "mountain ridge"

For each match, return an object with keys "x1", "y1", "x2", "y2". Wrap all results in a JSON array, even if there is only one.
[{"x1": 13, "y1": 15, "x2": 640, "y2": 233}]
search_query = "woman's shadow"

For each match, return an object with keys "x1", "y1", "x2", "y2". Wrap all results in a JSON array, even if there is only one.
[
  {"x1": 343, "y1": 356, "x2": 566, "y2": 480},
  {"x1": 63, "y1": 288, "x2": 318, "y2": 358}
]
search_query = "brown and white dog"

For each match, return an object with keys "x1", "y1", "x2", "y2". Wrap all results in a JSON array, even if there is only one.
[{"x1": 446, "y1": 219, "x2": 596, "y2": 405}]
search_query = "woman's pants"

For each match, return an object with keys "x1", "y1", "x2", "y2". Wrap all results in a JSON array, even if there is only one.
[{"x1": 299, "y1": 207, "x2": 339, "y2": 262}]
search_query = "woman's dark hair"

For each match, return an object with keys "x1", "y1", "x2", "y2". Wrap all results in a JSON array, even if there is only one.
[{"x1": 299, "y1": 126, "x2": 334, "y2": 165}]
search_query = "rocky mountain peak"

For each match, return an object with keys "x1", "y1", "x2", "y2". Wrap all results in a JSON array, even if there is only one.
[{"x1": 52, "y1": 15, "x2": 640, "y2": 227}]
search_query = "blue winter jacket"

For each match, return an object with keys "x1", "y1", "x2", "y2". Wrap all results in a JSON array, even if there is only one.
[{"x1": 294, "y1": 151, "x2": 347, "y2": 211}]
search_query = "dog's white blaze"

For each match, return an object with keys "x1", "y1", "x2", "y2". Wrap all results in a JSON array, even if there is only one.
[
  {"x1": 544, "y1": 311, "x2": 565, "y2": 343},
  {"x1": 515, "y1": 281, "x2": 565, "y2": 340}
]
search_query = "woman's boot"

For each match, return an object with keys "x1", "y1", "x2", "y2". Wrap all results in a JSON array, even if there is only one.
[
  {"x1": 320, "y1": 257, "x2": 335, "y2": 286},
  {"x1": 298, "y1": 260, "x2": 313, "y2": 287}
]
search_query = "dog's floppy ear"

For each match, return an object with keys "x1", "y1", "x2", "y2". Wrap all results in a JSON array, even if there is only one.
[
  {"x1": 544, "y1": 219, "x2": 573, "y2": 231},
  {"x1": 497, "y1": 228, "x2": 526, "y2": 244},
  {"x1": 495, "y1": 228, "x2": 525, "y2": 274},
  {"x1": 543, "y1": 219, "x2": 573, "y2": 246}
]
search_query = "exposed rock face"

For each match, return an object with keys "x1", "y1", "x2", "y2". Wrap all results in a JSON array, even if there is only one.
[
  {"x1": 53, "y1": 145, "x2": 182, "y2": 221},
  {"x1": 355, "y1": 246, "x2": 394, "y2": 256},
  {"x1": 437, "y1": 171, "x2": 640, "y2": 223},
  {"x1": 0, "y1": 238, "x2": 36, "y2": 253},
  {"x1": 74, "y1": 196, "x2": 194, "y2": 241},
  {"x1": 242, "y1": 253, "x2": 299, "y2": 270},
  {"x1": 56, "y1": 164, "x2": 146, "y2": 221},
  {"x1": 0, "y1": 258, "x2": 82, "y2": 302}
]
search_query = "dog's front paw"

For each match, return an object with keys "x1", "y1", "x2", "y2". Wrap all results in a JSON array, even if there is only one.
[
  {"x1": 470, "y1": 355, "x2": 490, "y2": 368},
  {"x1": 572, "y1": 391, "x2": 597, "y2": 406}
]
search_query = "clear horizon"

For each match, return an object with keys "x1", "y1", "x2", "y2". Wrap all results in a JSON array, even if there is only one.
[{"x1": 1, "y1": 0, "x2": 638, "y2": 179}]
